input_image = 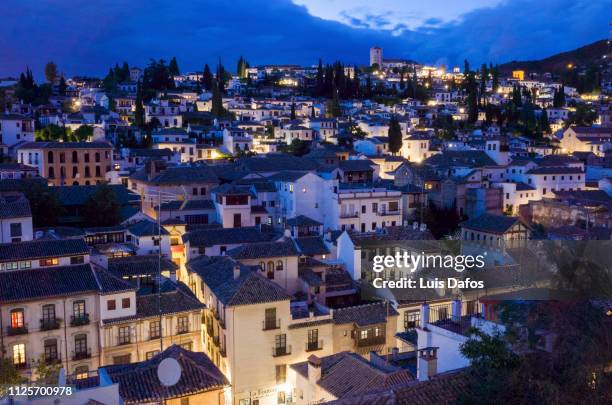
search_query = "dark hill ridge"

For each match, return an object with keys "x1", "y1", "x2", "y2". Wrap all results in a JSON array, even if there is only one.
[{"x1": 499, "y1": 39, "x2": 608, "y2": 75}]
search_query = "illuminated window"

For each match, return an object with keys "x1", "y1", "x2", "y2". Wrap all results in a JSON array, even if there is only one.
[
  {"x1": 40, "y1": 258, "x2": 60, "y2": 267},
  {"x1": 10, "y1": 309, "x2": 24, "y2": 328},
  {"x1": 75, "y1": 366, "x2": 89, "y2": 380},
  {"x1": 12, "y1": 343, "x2": 26, "y2": 366}
]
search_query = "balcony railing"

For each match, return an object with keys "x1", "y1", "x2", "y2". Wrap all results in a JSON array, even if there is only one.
[
  {"x1": 176, "y1": 325, "x2": 189, "y2": 335},
  {"x1": 72, "y1": 349, "x2": 91, "y2": 361},
  {"x1": 377, "y1": 210, "x2": 400, "y2": 216},
  {"x1": 356, "y1": 335, "x2": 386, "y2": 347},
  {"x1": 7, "y1": 325, "x2": 28, "y2": 336},
  {"x1": 40, "y1": 318, "x2": 61, "y2": 331},
  {"x1": 340, "y1": 212, "x2": 359, "y2": 218},
  {"x1": 71, "y1": 314, "x2": 90, "y2": 327},
  {"x1": 305, "y1": 340, "x2": 323, "y2": 352},
  {"x1": 44, "y1": 356, "x2": 62, "y2": 365},
  {"x1": 262, "y1": 319, "x2": 281, "y2": 331},
  {"x1": 272, "y1": 345, "x2": 292, "y2": 357}
]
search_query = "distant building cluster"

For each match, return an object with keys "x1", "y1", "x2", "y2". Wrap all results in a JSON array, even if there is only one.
[{"x1": 0, "y1": 34, "x2": 610, "y2": 404}]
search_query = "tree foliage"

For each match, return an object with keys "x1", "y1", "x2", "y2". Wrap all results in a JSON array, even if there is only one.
[
  {"x1": 388, "y1": 114, "x2": 403, "y2": 154},
  {"x1": 44, "y1": 61, "x2": 59, "y2": 83},
  {"x1": 81, "y1": 184, "x2": 121, "y2": 227},
  {"x1": 459, "y1": 300, "x2": 611, "y2": 404},
  {"x1": 15, "y1": 180, "x2": 63, "y2": 227}
]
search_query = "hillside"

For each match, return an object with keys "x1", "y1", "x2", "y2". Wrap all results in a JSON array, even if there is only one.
[{"x1": 499, "y1": 39, "x2": 608, "y2": 75}]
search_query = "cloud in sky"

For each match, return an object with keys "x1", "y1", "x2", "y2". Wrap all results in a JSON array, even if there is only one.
[{"x1": 0, "y1": 0, "x2": 609, "y2": 78}]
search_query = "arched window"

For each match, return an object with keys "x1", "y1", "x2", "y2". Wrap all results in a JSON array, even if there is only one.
[
  {"x1": 259, "y1": 261, "x2": 265, "y2": 270},
  {"x1": 47, "y1": 151, "x2": 54, "y2": 164},
  {"x1": 48, "y1": 167, "x2": 55, "y2": 179},
  {"x1": 72, "y1": 166, "x2": 78, "y2": 177},
  {"x1": 266, "y1": 261, "x2": 274, "y2": 280},
  {"x1": 276, "y1": 260, "x2": 283, "y2": 271},
  {"x1": 72, "y1": 151, "x2": 78, "y2": 163}
]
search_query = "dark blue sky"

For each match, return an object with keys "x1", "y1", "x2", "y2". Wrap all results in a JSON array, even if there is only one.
[{"x1": 0, "y1": 0, "x2": 610, "y2": 79}]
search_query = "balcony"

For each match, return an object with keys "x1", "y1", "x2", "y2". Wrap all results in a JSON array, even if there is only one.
[
  {"x1": 40, "y1": 318, "x2": 61, "y2": 331},
  {"x1": 7, "y1": 325, "x2": 28, "y2": 336},
  {"x1": 44, "y1": 356, "x2": 62, "y2": 365},
  {"x1": 212, "y1": 335, "x2": 220, "y2": 346},
  {"x1": 206, "y1": 322, "x2": 214, "y2": 336},
  {"x1": 272, "y1": 345, "x2": 292, "y2": 357},
  {"x1": 356, "y1": 335, "x2": 386, "y2": 347},
  {"x1": 305, "y1": 340, "x2": 323, "y2": 352},
  {"x1": 176, "y1": 325, "x2": 189, "y2": 335},
  {"x1": 72, "y1": 349, "x2": 91, "y2": 361},
  {"x1": 377, "y1": 210, "x2": 400, "y2": 217},
  {"x1": 149, "y1": 332, "x2": 161, "y2": 340},
  {"x1": 71, "y1": 314, "x2": 90, "y2": 327},
  {"x1": 262, "y1": 319, "x2": 281, "y2": 331},
  {"x1": 340, "y1": 212, "x2": 359, "y2": 219}
]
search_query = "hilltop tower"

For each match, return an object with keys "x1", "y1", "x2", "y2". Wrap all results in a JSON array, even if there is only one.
[{"x1": 370, "y1": 46, "x2": 382, "y2": 68}]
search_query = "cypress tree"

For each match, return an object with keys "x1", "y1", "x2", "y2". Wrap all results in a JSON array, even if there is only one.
[
  {"x1": 134, "y1": 80, "x2": 145, "y2": 128},
  {"x1": 388, "y1": 115, "x2": 403, "y2": 154},
  {"x1": 211, "y1": 79, "x2": 224, "y2": 117},
  {"x1": 169, "y1": 57, "x2": 180, "y2": 76},
  {"x1": 290, "y1": 102, "x2": 296, "y2": 120},
  {"x1": 202, "y1": 64, "x2": 213, "y2": 91}
]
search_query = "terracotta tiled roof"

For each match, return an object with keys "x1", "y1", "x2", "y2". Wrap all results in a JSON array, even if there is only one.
[{"x1": 102, "y1": 345, "x2": 228, "y2": 404}]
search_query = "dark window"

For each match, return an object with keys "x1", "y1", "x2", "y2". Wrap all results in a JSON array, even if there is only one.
[
  {"x1": 121, "y1": 298, "x2": 130, "y2": 309},
  {"x1": 10, "y1": 223, "x2": 21, "y2": 238},
  {"x1": 107, "y1": 300, "x2": 116, "y2": 310},
  {"x1": 177, "y1": 316, "x2": 189, "y2": 334},
  {"x1": 74, "y1": 334, "x2": 87, "y2": 354},
  {"x1": 44, "y1": 339, "x2": 58, "y2": 362},
  {"x1": 150, "y1": 321, "x2": 161, "y2": 339},
  {"x1": 70, "y1": 256, "x2": 84, "y2": 265},
  {"x1": 118, "y1": 326, "x2": 130, "y2": 344},
  {"x1": 42, "y1": 304, "x2": 56, "y2": 322}
]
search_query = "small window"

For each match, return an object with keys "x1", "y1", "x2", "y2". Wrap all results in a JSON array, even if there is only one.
[
  {"x1": 70, "y1": 256, "x2": 85, "y2": 265},
  {"x1": 107, "y1": 300, "x2": 116, "y2": 310},
  {"x1": 121, "y1": 298, "x2": 130, "y2": 309}
]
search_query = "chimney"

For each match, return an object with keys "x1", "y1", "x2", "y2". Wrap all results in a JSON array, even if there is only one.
[
  {"x1": 233, "y1": 264, "x2": 241, "y2": 280},
  {"x1": 391, "y1": 347, "x2": 399, "y2": 360},
  {"x1": 419, "y1": 303, "x2": 430, "y2": 328},
  {"x1": 451, "y1": 299, "x2": 462, "y2": 322},
  {"x1": 417, "y1": 347, "x2": 438, "y2": 381},
  {"x1": 284, "y1": 227, "x2": 291, "y2": 239},
  {"x1": 325, "y1": 230, "x2": 332, "y2": 242},
  {"x1": 169, "y1": 270, "x2": 177, "y2": 282},
  {"x1": 307, "y1": 354, "x2": 322, "y2": 385}
]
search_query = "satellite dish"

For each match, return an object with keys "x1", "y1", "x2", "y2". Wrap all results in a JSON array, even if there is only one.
[{"x1": 157, "y1": 357, "x2": 182, "y2": 387}]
